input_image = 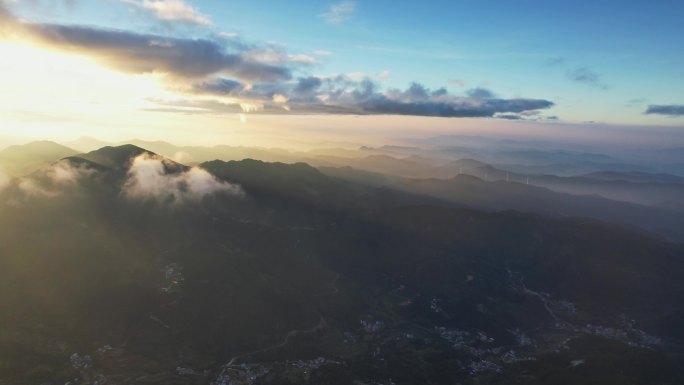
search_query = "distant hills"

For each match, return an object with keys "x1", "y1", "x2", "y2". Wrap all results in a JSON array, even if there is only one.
[
  {"x1": 63, "y1": 137, "x2": 303, "y2": 164},
  {"x1": 0, "y1": 143, "x2": 683, "y2": 384},
  {"x1": 72, "y1": 144, "x2": 153, "y2": 170},
  {"x1": 398, "y1": 174, "x2": 684, "y2": 241},
  {"x1": 405, "y1": 162, "x2": 684, "y2": 212},
  {"x1": 318, "y1": 163, "x2": 684, "y2": 241},
  {"x1": 0, "y1": 140, "x2": 77, "y2": 177},
  {"x1": 1, "y1": 140, "x2": 683, "y2": 238},
  {"x1": 582, "y1": 170, "x2": 684, "y2": 184}
]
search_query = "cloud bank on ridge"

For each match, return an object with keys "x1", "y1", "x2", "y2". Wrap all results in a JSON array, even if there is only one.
[{"x1": 123, "y1": 154, "x2": 243, "y2": 203}]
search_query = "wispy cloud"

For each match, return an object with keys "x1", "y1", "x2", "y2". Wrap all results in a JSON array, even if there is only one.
[
  {"x1": 9, "y1": 159, "x2": 96, "y2": 198},
  {"x1": 377, "y1": 70, "x2": 391, "y2": 81},
  {"x1": 321, "y1": 0, "x2": 355, "y2": 24},
  {"x1": 0, "y1": 7, "x2": 291, "y2": 82},
  {"x1": 0, "y1": 3, "x2": 555, "y2": 119},
  {"x1": 355, "y1": 45, "x2": 465, "y2": 60},
  {"x1": 644, "y1": 104, "x2": 684, "y2": 117},
  {"x1": 1, "y1": 0, "x2": 78, "y2": 11},
  {"x1": 121, "y1": 0, "x2": 211, "y2": 26},
  {"x1": 242, "y1": 46, "x2": 317, "y2": 66},
  {"x1": 312, "y1": 50, "x2": 333, "y2": 57},
  {"x1": 566, "y1": 66, "x2": 608, "y2": 89},
  {"x1": 495, "y1": 113, "x2": 523, "y2": 120},
  {"x1": 0, "y1": 167, "x2": 8, "y2": 192},
  {"x1": 544, "y1": 56, "x2": 566, "y2": 67},
  {"x1": 123, "y1": 154, "x2": 242, "y2": 203},
  {"x1": 494, "y1": 110, "x2": 559, "y2": 121},
  {"x1": 544, "y1": 58, "x2": 608, "y2": 89},
  {"x1": 625, "y1": 98, "x2": 647, "y2": 107}
]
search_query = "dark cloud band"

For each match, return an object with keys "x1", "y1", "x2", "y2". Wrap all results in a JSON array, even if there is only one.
[
  {"x1": 645, "y1": 105, "x2": 684, "y2": 117},
  {"x1": 0, "y1": 3, "x2": 555, "y2": 119},
  {"x1": 0, "y1": 5, "x2": 291, "y2": 82},
  {"x1": 193, "y1": 77, "x2": 555, "y2": 118}
]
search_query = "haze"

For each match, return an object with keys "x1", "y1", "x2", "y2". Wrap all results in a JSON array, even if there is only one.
[{"x1": 1, "y1": 1, "x2": 684, "y2": 385}]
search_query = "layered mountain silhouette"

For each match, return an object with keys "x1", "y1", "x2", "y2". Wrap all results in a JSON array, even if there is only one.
[
  {"x1": 430, "y1": 164, "x2": 684, "y2": 211},
  {"x1": 0, "y1": 141, "x2": 77, "y2": 178},
  {"x1": 0, "y1": 144, "x2": 683, "y2": 384}
]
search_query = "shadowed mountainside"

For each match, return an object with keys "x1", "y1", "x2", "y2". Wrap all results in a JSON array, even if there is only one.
[{"x1": 0, "y1": 144, "x2": 683, "y2": 384}]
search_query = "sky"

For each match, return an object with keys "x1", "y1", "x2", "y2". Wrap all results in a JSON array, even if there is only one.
[{"x1": 0, "y1": 0, "x2": 683, "y2": 148}]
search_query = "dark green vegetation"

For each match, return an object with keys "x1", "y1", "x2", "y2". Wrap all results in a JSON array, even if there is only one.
[{"x1": 0, "y1": 144, "x2": 683, "y2": 384}]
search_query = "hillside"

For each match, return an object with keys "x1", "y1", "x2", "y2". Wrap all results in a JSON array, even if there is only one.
[
  {"x1": 0, "y1": 141, "x2": 78, "y2": 178},
  {"x1": 0, "y1": 145, "x2": 683, "y2": 384}
]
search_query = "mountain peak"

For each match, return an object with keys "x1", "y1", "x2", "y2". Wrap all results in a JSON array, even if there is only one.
[
  {"x1": 63, "y1": 136, "x2": 109, "y2": 152},
  {"x1": 0, "y1": 141, "x2": 78, "y2": 178},
  {"x1": 73, "y1": 144, "x2": 156, "y2": 170},
  {"x1": 0, "y1": 140, "x2": 76, "y2": 158}
]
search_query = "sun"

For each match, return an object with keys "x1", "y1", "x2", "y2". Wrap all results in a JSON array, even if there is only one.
[{"x1": 0, "y1": 40, "x2": 180, "y2": 137}]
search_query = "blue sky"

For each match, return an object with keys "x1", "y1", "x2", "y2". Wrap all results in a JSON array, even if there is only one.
[{"x1": 0, "y1": 0, "x2": 683, "y2": 145}]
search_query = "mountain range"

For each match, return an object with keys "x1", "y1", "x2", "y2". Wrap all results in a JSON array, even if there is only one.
[{"x1": 0, "y1": 142, "x2": 683, "y2": 384}]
